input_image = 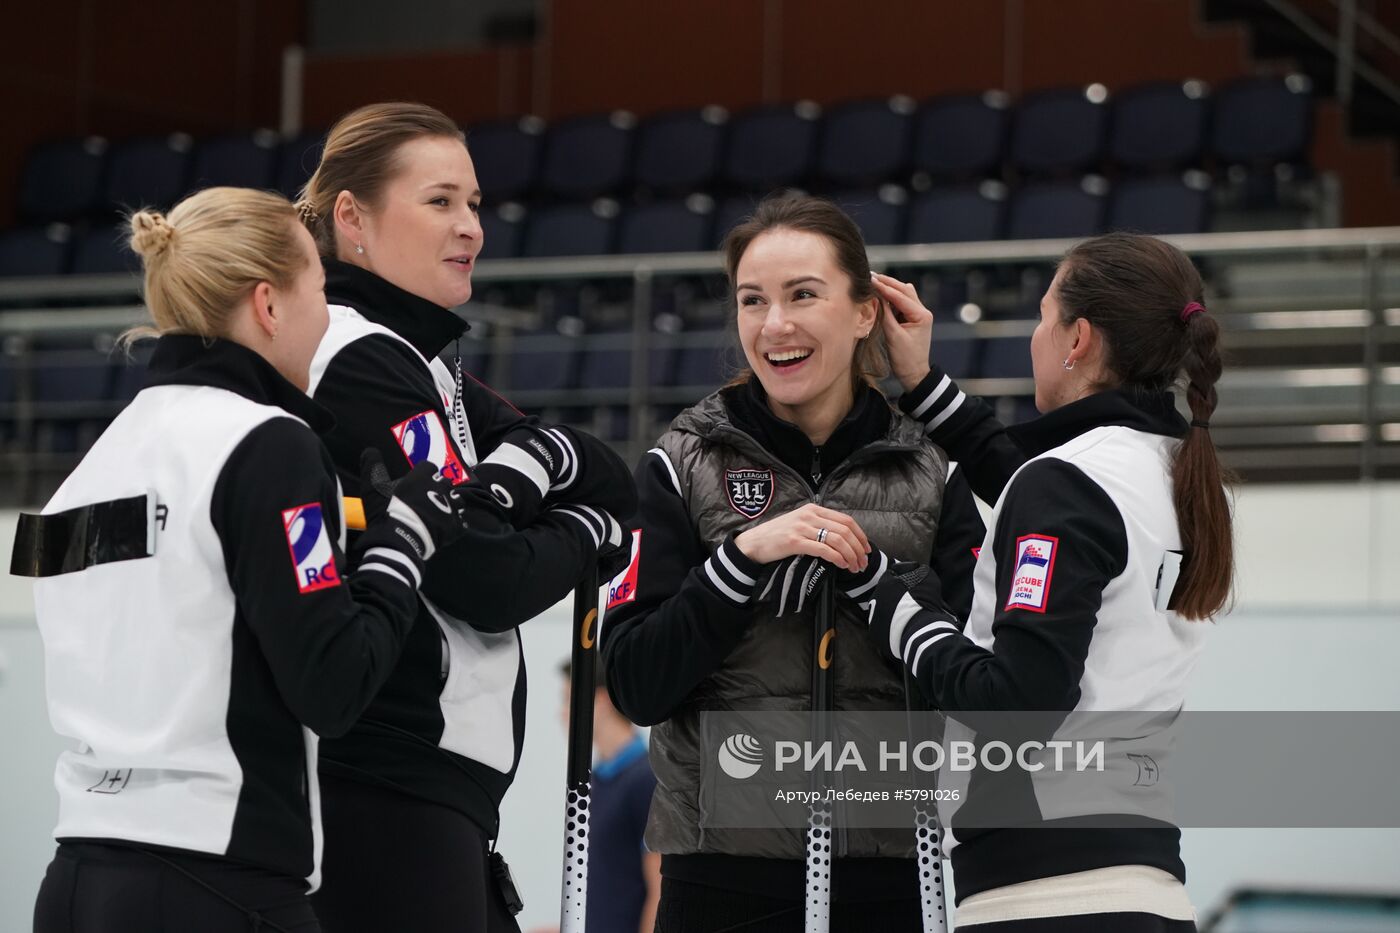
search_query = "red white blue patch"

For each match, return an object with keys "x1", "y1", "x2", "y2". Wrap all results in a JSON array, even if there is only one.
[
  {"x1": 606, "y1": 529, "x2": 643, "y2": 611},
  {"x1": 1005, "y1": 534, "x2": 1058, "y2": 613},
  {"x1": 282, "y1": 502, "x2": 341, "y2": 594},
  {"x1": 391, "y1": 410, "x2": 467, "y2": 485}
]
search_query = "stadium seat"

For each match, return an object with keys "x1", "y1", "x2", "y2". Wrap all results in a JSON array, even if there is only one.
[
  {"x1": 501, "y1": 331, "x2": 580, "y2": 393},
  {"x1": 1108, "y1": 175, "x2": 1211, "y2": 234},
  {"x1": 912, "y1": 92, "x2": 1010, "y2": 183},
  {"x1": 112, "y1": 341, "x2": 154, "y2": 401},
  {"x1": 714, "y1": 195, "x2": 758, "y2": 245},
  {"x1": 906, "y1": 185, "x2": 1007, "y2": 243},
  {"x1": 478, "y1": 203, "x2": 527, "y2": 260},
  {"x1": 831, "y1": 188, "x2": 907, "y2": 246},
  {"x1": 633, "y1": 107, "x2": 729, "y2": 195},
  {"x1": 721, "y1": 102, "x2": 822, "y2": 193},
  {"x1": 0, "y1": 226, "x2": 71, "y2": 277},
  {"x1": 276, "y1": 131, "x2": 325, "y2": 199},
  {"x1": 672, "y1": 330, "x2": 736, "y2": 392},
  {"x1": 188, "y1": 130, "x2": 280, "y2": 192},
  {"x1": 1110, "y1": 81, "x2": 1210, "y2": 173},
  {"x1": 522, "y1": 202, "x2": 617, "y2": 258},
  {"x1": 1212, "y1": 75, "x2": 1314, "y2": 167},
  {"x1": 102, "y1": 134, "x2": 194, "y2": 214},
  {"x1": 1006, "y1": 181, "x2": 1106, "y2": 240},
  {"x1": 18, "y1": 137, "x2": 109, "y2": 223},
  {"x1": 31, "y1": 340, "x2": 116, "y2": 407},
  {"x1": 617, "y1": 198, "x2": 714, "y2": 254},
  {"x1": 71, "y1": 225, "x2": 140, "y2": 275},
  {"x1": 815, "y1": 96, "x2": 916, "y2": 188},
  {"x1": 539, "y1": 111, "x2": 636, "y2": 200},
  {"x1": 467, "y1": 116, "x2": 545, "y2": 203},
  {"x1": 929, "y1": 324, "x2": 979, "y2": 378},
  {"x1": 1010, "y1": 86, "x2": 1110, "y2": 177}
]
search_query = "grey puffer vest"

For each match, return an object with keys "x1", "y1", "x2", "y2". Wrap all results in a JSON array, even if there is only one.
[{"x1": 645, "y1": 391, "x2": 948, "y2": 859}]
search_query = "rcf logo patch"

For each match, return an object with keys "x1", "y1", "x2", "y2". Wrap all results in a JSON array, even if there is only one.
[
  {"x1": 725, "y1": 468, "x2": 774, "y2": 519},
  {"x1": 1005, "y1": 534, "x2": 1058, "y2": 613},
  {"x1": 391, "y1": 410, "x2": 467, "y2": 485},
  {"x1": 282, "y1": 502, "x2": 340, "y2": 594},
  {"x1": 606, "y1": 530, "x2": 642, "y2": 610}
]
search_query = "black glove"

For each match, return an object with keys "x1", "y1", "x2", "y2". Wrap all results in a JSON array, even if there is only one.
[
  {"x1": 867, "y1": 561, "x2": 961, "y2": 667},
  {"x1": 355, "y1": 449, "x2": 471, "y2": 580},
  {"x1": 469, "y1": 425, "x2": 581, "y2": 527},
  {"x1": 550, "y1": 504, "x2": 630, "y2": 581}
]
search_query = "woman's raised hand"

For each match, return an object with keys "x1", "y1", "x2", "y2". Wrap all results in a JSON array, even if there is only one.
[
  {"x1": 734, "y1": 503, "x2": 871, "y2": 572},
  {"x1": 872, "y1": 272, "x2": 934, "y2": 392}
]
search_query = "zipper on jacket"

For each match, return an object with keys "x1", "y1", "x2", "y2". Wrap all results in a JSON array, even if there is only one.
[
  {"x1": 810, "y1": 446, "x2": 823, "y2": 489},
  {"x1": 451, "y1": 338, "x2": 470, "y2": 456}
]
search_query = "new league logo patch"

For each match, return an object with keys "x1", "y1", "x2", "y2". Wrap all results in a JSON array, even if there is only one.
[
  {"x1": 1005, "y1": 533, "x2": 1058, "y2": 612},
  {"x1": 725, "y1": 468, "x2": 774, "y2": 519},
  {"x1": 391, "y1": 410, "x2": 468, "y2": 485},
  {"x1": 282, "y1": 502, "x2": 341, "y2": 594}
]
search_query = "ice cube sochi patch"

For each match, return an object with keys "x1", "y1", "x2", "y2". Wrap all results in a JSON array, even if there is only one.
[
  {"x1": 606, "y1": 529, "x2": 643, "y2": 610},
  {"x1": 1005, "y1": 534, "x2": 1058, "y2": 613},
  {"x1": 282, "y1": 502, "x2": 341, "y2": 594},
  {"x1": 724, "y1": 468, "x2": 774, "y2": 519},
  {"x1": 391, "y1": 410, "x2": 467, "y2": 485}
]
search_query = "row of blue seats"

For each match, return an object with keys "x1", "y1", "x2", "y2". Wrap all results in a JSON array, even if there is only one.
[
  {"x1": 0, "y1": 173, "x2": 1210, "y2": 277},
  {"x1": 13, "y1": 76, "x2": 1311, "y2": 229},
  {"x1": 0, "y1": 330, "x2": 1034, "y2": 410}
]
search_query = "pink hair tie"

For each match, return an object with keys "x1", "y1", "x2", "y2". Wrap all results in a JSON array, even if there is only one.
[{"x1": 1180, "y1": 301, "x2": 1206, "y2": 323}]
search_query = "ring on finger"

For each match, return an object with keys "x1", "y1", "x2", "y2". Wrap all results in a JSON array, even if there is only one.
[{"x1": 816, "y1": 527, "x2": 828, "y2": 544}]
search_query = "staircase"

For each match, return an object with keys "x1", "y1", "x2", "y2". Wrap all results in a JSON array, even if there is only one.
[{"x1": 1202, "y1": 0, "x2": 1400, "y2": 226}]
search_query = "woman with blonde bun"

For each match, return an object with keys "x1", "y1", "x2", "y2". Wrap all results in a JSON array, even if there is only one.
[{"x1": 18, "y1": 187, "x2": 480, "y2": 933}]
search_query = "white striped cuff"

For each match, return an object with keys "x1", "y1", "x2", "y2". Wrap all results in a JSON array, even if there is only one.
[
  {"x1": 360, "y1": 546, "x2": 423, "y2": 588},
  {"x1": 358, "y1": 562, "x2": 415, "y2": 591},
  {"x1": 544, "y1": 427, "x2": 579, "y2": 492},
  {"x1": 481, "y1": 441, "x2": 552, "y2": 498},
  {"x1": 903, "y1": 368, "x2": 967, "y2": 436},
  {"x1": 701, "y1": 535, "x2": 759, "y2": 606}
]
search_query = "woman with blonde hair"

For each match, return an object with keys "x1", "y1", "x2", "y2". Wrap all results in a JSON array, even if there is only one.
[
  {"x1": 18, "y1": 187, "x2": 476, "y2": 933},
  {"x1": 295, "y1": 102, "x2": 635, "y2": 931}
]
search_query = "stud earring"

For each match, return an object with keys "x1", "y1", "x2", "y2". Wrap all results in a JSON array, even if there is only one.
[{"x1": 1063, "y1": 357, "x2": 1075, "y2": 371}]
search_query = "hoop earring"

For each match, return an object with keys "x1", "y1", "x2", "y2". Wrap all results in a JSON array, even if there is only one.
[{"x1": 1063, "y1": 357, "x2": 1075, "y2": 371}]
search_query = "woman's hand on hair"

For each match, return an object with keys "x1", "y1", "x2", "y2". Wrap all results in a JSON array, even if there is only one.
[
  {"x1": 734, "y1": 504, "x2": 871, "y2": 572},
  {"x1": 873, "y1": 272, "x2": 934, "y2": 392}
]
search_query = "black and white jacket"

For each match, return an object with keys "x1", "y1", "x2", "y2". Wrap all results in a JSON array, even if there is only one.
[
  {"x1": 308, "y1": 260, "x2": 635, "y2": 837},
  {"x1": 892, "y1": 366, "x2": 1211, "y2": 902},
  {"x1": 30, "y1": 336, "x2": 424, "y2": 885}
]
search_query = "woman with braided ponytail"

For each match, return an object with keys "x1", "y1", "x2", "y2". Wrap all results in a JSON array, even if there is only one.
[{"x1": 866, "y1": 232, "x2": 1233, "y2": 931}]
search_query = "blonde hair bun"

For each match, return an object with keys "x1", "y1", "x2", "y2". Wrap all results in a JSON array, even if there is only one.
[{"x1": 129, "y1": 209, "x2": 176, "y2": 260}]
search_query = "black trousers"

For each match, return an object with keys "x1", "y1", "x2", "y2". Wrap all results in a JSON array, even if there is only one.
[
  {"x1": 962, "y1": 915, "x2": 1197, "y2": 932},
  {"x1": 310, "y1": 775, "x2": 520, "y2": 933},
  {"x1": 654, "y1": 876, "x2": 923, "y2": 933},
  {"x1": 33, "y1": 842, "x2": 320, "y2": 933}
]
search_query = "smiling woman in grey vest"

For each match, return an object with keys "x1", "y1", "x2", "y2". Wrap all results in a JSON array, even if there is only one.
[
  {"x1": 601, "y1": 193, "x2": 986, "y2": 932},
  {"x1": 20, "y1": 187, "x2": 478, "y2": 933}
]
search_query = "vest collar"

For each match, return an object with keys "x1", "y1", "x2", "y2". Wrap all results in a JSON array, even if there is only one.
[
  {"x1": 1007, "y1": 388, "x2": 1188, "y2": 459},
  {"x1": 144, "y1": 334, "x2": 335, "y2": 433},
  {"x1": 323, "y1": 258, "x2": 468, "y2": 359}
]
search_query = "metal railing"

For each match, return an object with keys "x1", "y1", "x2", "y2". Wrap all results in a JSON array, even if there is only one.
[{"x1": 1, "y1": 226, "x2": 1398, "y2": 504}]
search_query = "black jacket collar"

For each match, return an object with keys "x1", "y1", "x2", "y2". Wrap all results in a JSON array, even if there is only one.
[
  {"x1": 144, "y1": 334, "x2": 335, "y2": 433},
  {"x1": 1007, "y1": 388, "x2": 1188, "y2": 458},
  {"x1": 721, "y1": 378, "x2": 892, "y2": 488},
  {"x1": 323, "y1": 258, "x2": 468, "y2": 359}
]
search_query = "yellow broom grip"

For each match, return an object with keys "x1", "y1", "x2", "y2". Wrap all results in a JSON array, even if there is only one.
[{"x1": 343, "y1": 496, "x2": 366, "y2": 531}]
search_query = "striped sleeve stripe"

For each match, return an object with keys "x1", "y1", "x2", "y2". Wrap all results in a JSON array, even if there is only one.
[
  {"x1": 923, "y1": 390, "x2": 967, "y2": 433},
  {"x1": 701, "y1": 537, "x2": 757, "y2": 606},
  {"x1": 908, "y1": 374, "x2": 953, "y2": 419},
  {"x1": 482, "y1": 442, "x2": 552, "y2": 496},
  {"x1": 545, "y1": 427, "x2": 579, "y2": 491},
  {"x1": 842, "y1": 550, "x2": 890, "y2": 600},
  {"x1": 648, "y1": 447, "x2": 684, "y2": 497},
  {"x1": 886, "y1": 592, "x2": 927, "y2": 658},
  {"x1": 359, "y1": 562, "x2": 415, "y2": 590},
  {"x1": 907, "y1": 627, "x2": 960, "y2": 677},
  {"x1": 360, "y1": 546, "x2": 422, "y2": 588},
  {"x1": 554, "y1": 506, "x2": 603, "y2": 547}
]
